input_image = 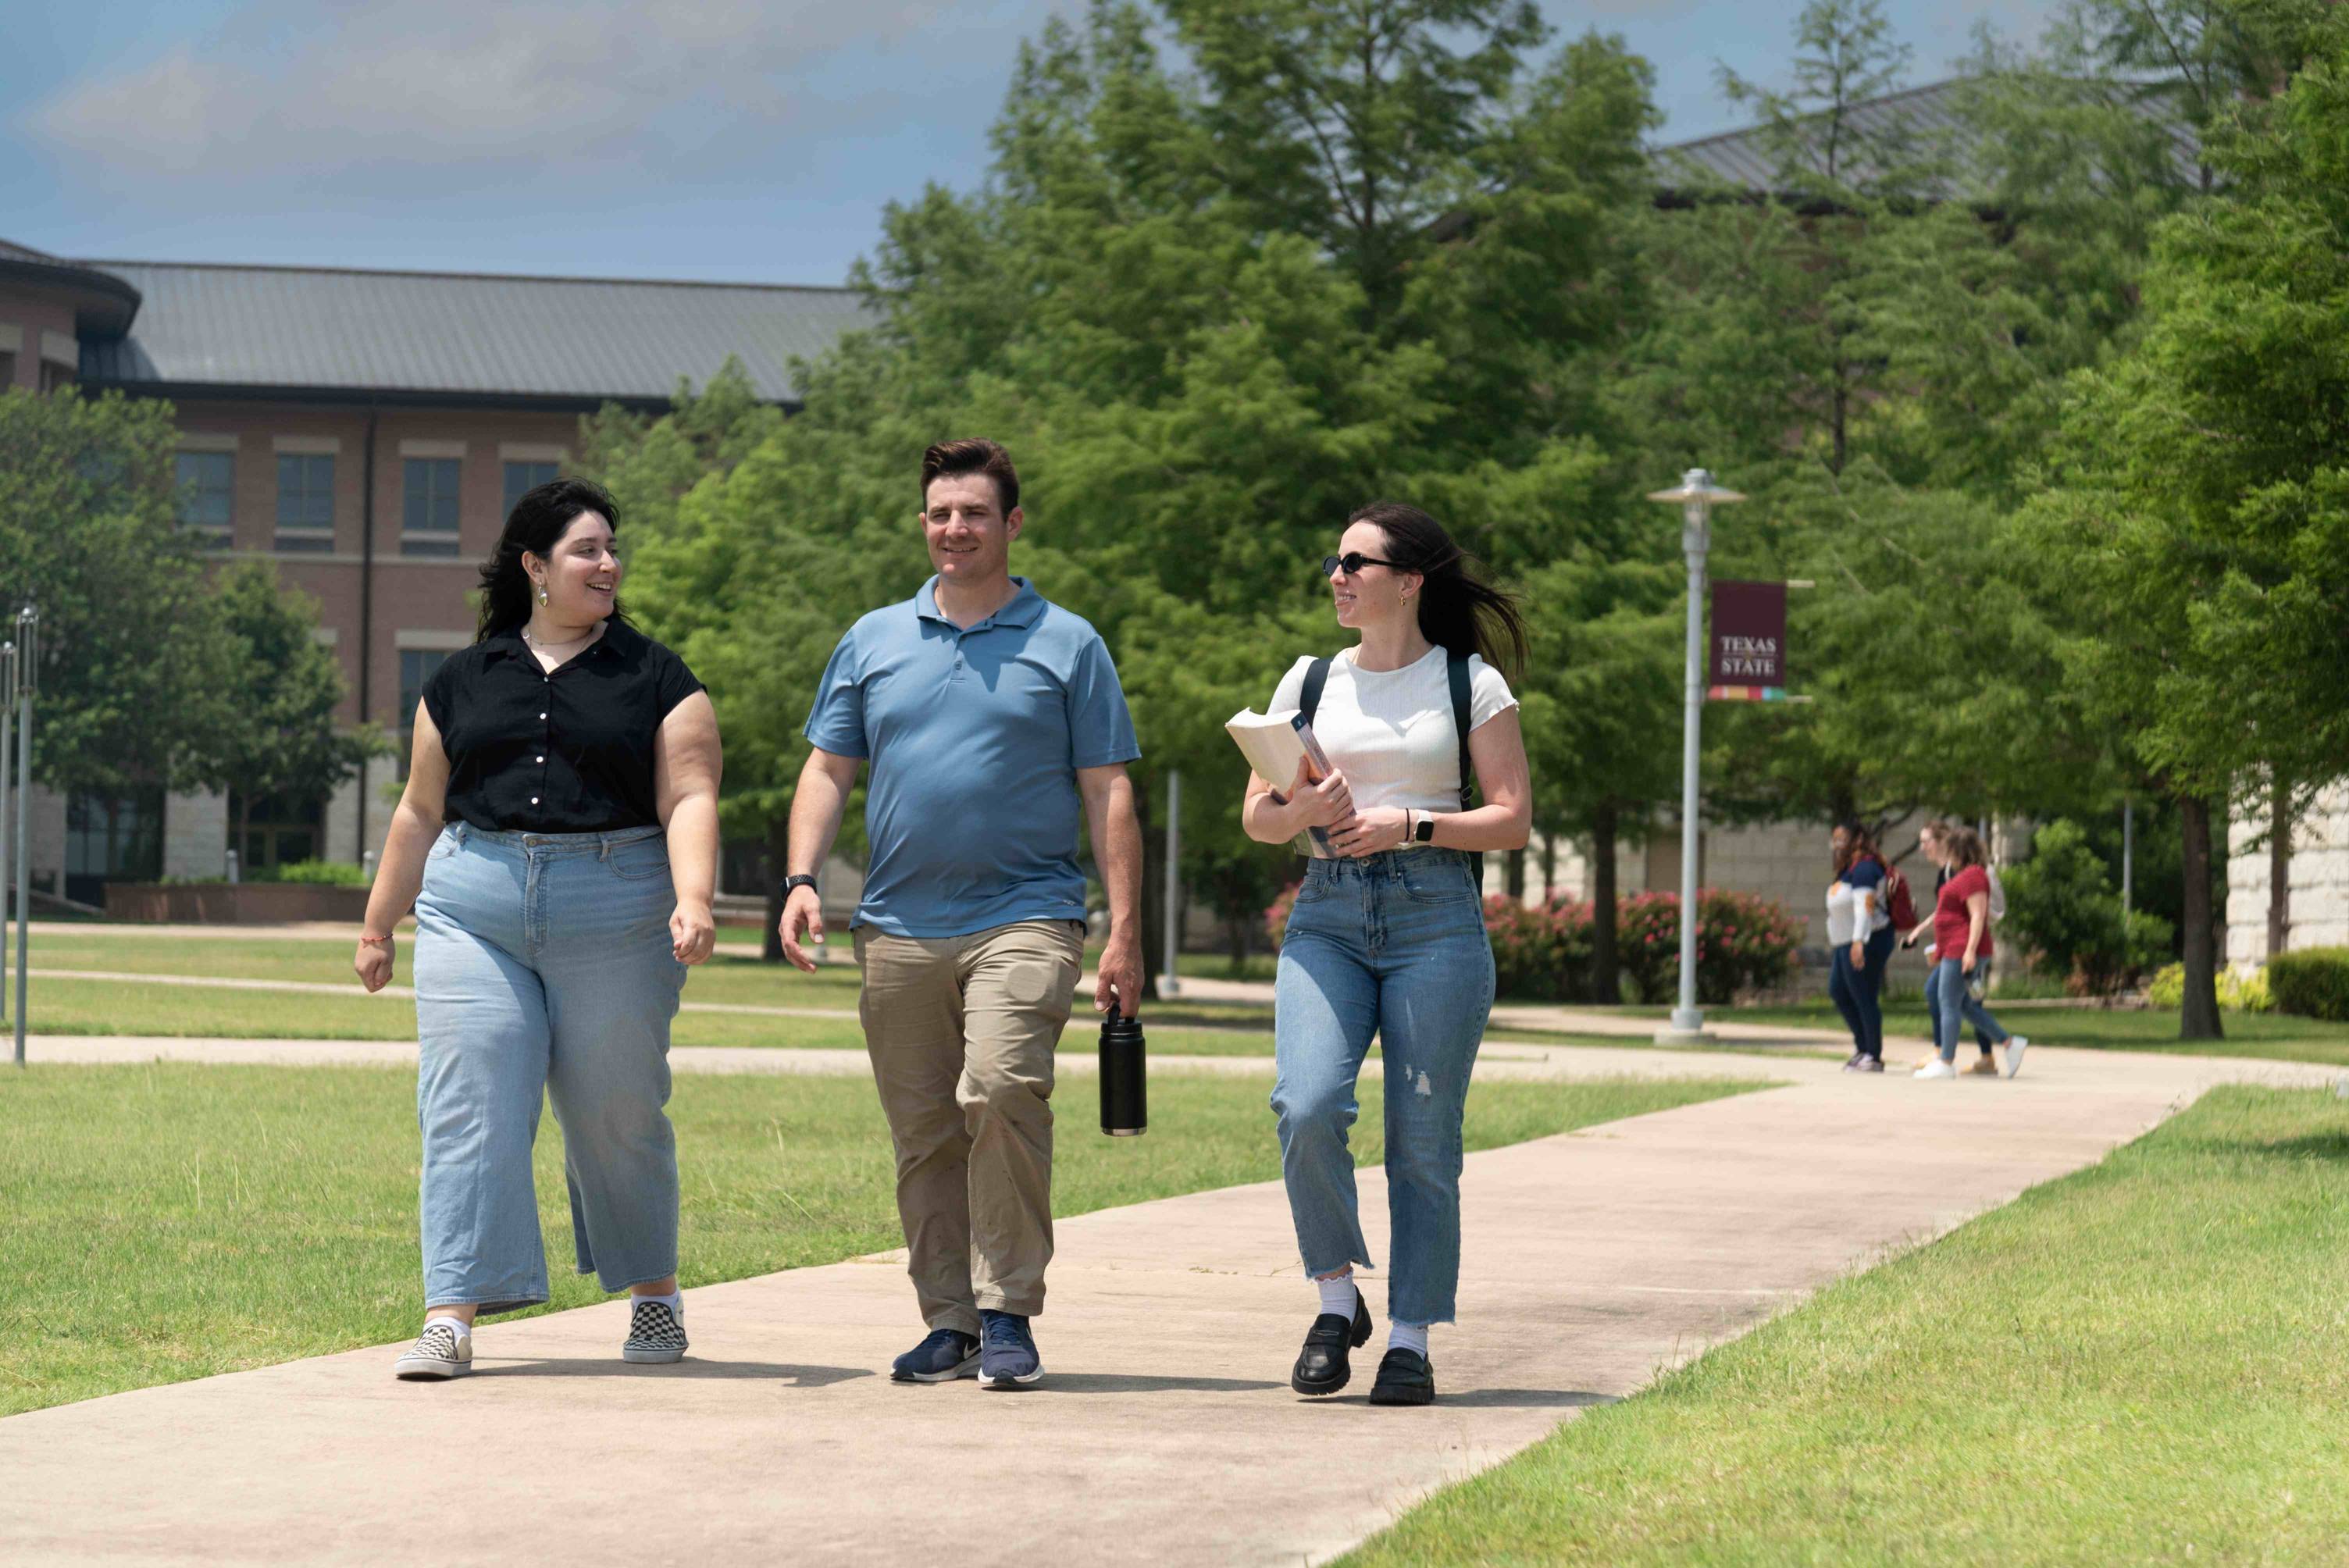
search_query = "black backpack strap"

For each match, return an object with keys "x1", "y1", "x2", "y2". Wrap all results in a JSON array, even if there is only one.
[
  {"x1": 1299, "y1": 657, "x2": 1331, "y2": 728},
  {"x1": 1447, "y1": 651, "x2": 1484, "y2": 893}
]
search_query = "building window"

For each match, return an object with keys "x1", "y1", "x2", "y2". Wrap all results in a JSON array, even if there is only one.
[
  {"x1": 397, "y1": 649, "x2": 451, "y2": 779},
  {"x1": 66, "y1": 786, "x2": 165, "y2": 904},
  {"x1": 176, "y1": 451, "x2": 235, "y2": 551},
  {"x1": 40, "y1": 362, "x2": 73, "y2": 394},
  {"x1": 402, "y1": 458, "x2": 461, "y2": 556},
  {"x1": 502, "y1": 460, "x2": 559, "y2": 517},
  {"x1": 0, "y1": 351, "x2": 15, "y2": 387},
  {"x1": 275, "y1": 454, "x2": 336, "y2": 553},
  {"x1": 228, "y1": 789, "x2": 326, "y2": 875}
]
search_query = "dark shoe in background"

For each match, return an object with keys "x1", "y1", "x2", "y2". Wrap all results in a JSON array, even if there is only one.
[
  {"x1": 1367, "y1": 1347, "x2": 1435, "y2": 1406},
  {"x1": 1291, "y1": 1291, "x2": 1374, "y2": 1396}
]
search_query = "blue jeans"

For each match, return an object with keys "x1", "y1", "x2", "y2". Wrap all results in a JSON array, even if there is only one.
[
  {"x1": 1923, "y1": 957, "x2": 1995, "y2": 1057},
  {"x1": 1933, "y1": 957, "x2": 2009, "y2": 1063},
  {"x1": 412, "y1": 823, "x2": 689, "y2": 1313},
  {"x1": 1828, "y1": 926, "x2": 1896, "y2": 1059},
  {"x1": 1272, "y1": 849, "x2": 1495, "y2": 1327}
]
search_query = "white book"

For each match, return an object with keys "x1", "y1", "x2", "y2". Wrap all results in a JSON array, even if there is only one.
[{"x1": 1226, "y1": 707, "x2": 1334, "y2": 854}]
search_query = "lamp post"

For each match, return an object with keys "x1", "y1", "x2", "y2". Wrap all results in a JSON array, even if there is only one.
[
  {"x1": 1646, "y1": 472, "x2": 1744, "y2": 1046},
  {"x1": 0, "y1": 640, "x2": 12, "y2": 1032},
  {"x1": 12, "y1": 605, "x2": 34, "y2": 1067}
]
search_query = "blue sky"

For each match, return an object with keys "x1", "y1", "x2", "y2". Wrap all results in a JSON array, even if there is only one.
[{"x1": 2, "y1": 0, "x2": 2055, "y2": 287}]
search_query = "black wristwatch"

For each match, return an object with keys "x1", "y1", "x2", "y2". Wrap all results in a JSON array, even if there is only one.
[
  {"x1": 781, "y1": 874, "x2": 818, "y2": 900},
  {"x1": 1413, "y1": 810, "x2": 1437, "y2": 843}
]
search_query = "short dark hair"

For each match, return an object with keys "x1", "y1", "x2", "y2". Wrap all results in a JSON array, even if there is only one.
[{"x1": 920, "y1": 438, "x2": 1019, "y2": 514}]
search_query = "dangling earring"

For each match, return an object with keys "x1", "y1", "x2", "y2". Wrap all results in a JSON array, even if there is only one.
[{"x1": 534, "y1": 579, "x2": 549, "y2": 606}]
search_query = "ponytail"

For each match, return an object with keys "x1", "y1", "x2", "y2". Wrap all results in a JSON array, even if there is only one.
[{"x1": 1346, "y1": 501, "x2": 1527, "y2": 679}]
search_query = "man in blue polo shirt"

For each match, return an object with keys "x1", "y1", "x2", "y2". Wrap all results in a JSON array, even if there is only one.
[{"x1": 780, "y1": 437, "x2": 1143, "y2": 1390}]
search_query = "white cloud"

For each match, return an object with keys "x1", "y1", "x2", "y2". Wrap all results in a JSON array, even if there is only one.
[{"x1": 25, "y1": 0, "x2": 1040, "y2": 181}]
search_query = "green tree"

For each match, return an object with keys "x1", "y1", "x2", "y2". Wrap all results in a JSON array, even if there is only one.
[
  {"x1": 0, "y1": 389, "x2": 240, "y2": 798},
  {"x1": 201, "y1": 564, "x2": 383, "y2": 861},
  {"x1": 2014, "y1": 11, "x2": 2349, "y2": 1035}
]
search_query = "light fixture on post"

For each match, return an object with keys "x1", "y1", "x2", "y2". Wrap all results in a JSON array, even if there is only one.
[{"x1": 1646, "y1": 471, "x2": 1744, "y2": 1046}]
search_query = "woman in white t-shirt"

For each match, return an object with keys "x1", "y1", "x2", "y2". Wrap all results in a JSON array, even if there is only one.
[{"x1": 1240, "y1": 501, "x2": 1531, "y2": 1409}]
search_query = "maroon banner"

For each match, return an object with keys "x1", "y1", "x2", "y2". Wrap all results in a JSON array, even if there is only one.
[{"x1": 1709, "y1": 580, "x2": 1786, "y2": 687}]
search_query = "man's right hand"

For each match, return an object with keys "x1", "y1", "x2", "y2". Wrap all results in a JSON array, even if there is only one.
[
  {"x1": 1286, "y1": 757, "x2": 1354, "y2": 829},
  {"x1": 780, "y1": 885, "x2": 826, "y2": 974}
]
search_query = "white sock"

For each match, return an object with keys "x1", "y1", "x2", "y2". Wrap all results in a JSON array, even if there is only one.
[
  {"x1": 1315, "y1": 1275, "x2": 1359, "y2": 1317},
  {"x1": 632, "y1": 1291, "x2": 682, "y2": 1316},
  {"x1": 422, "y1": 1313, "x2": 471, "y2": 1341},
  {"x1": 1388, "y1": 1321, "x2": 1430, "y2": 1358}
]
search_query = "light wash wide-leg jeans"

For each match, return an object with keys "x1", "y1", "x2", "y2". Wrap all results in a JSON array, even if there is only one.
[{"x1": 412, "y1": 822, "x2": 687, "y2": 1313}]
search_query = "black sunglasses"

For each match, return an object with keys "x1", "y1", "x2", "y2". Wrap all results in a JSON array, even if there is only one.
[{"x1": 1321, "y1": 552, "x2": 1403, "y2": 577}]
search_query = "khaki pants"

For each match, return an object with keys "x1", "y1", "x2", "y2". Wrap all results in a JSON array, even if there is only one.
[{"x1": 854, "y1": 918, "x2": 1085, "y2": 1331}]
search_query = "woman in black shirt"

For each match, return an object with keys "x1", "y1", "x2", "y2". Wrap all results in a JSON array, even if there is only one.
[{"x1": 356, "y1": 477, "x2": 722, "y2": 1381}]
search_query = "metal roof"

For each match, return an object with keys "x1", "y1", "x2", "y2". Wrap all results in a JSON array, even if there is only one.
[
  {"x1": 1652, "y1": 76, "x2": 2202, "y2": 198},
  {"x1": 76, "y1": 261, "x2": 872, "y2": 407}
]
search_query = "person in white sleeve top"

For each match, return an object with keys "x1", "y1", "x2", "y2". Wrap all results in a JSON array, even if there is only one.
[{"x1": 1240, "y1": 501, "x2": 1531, "y2": 1408}]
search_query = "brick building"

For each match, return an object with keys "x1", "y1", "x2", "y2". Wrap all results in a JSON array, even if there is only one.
[{"x1": 0, "y1": 237, "x2": 866, "y2": 905}]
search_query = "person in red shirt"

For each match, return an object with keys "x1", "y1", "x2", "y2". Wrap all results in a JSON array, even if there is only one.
[{"x1": 1914, "y1": 825, "x2": 2029, "y2": 1080}]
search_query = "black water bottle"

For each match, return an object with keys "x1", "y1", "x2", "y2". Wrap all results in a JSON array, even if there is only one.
[{"x1": 1099, "y1": 1011, "x2": 1147, "y2": 1137}]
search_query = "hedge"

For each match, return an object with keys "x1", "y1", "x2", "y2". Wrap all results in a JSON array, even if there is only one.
[{"x1": 2266, "y1": 946, "x2": 2349, "y2": 1022}]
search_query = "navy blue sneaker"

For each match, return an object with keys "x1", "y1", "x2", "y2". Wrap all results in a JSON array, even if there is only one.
[
  {"x1": 890, "y1": 1327, "x2": 980, "y2": 1384},
  {"x1": 976, "y1": 1310, "x2": 1043, "y2": 1389}
]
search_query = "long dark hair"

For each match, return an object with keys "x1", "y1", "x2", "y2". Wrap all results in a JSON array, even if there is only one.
[
  {"x1": 476, "y1": 477, "x2": 632, "y2": 640},
  {"x1": 1346, "y1": 501, "x2": 1527, "y2": 678},
  {"x1": 1833, "y1": 818, "x2": 1879, "y2": 878}
]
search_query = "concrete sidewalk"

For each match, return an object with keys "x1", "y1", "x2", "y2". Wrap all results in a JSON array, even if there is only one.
[{"x1": 6, "y1": 1040, "x2": 2336, "y2": 1566}]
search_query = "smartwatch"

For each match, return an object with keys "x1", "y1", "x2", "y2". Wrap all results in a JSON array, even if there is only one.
[
  {"x1": 1413, "y1": 810, "x2": 1436, "y2": 844},
  {"x1": 781, "y1": 874, "x2": 819, "y2": 900}
]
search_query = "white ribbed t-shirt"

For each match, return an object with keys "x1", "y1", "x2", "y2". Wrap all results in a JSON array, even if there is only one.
[{"x1": 1267, "y1": 646, "x2": 1517, "y2": 853}]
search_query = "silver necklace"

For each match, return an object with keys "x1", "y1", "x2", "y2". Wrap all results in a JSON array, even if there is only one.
[{"x1": 523, "y1": 624, "x2": 595, "y2": 652}]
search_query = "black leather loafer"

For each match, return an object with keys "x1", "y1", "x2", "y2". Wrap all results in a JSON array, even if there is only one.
[
  {"x1": 1367, "y1": 1347, "x2": 1435, "y2": 1406},
  {"x1": 1291, "y1": 1292, "x2": 1373, "y2": 1396}
]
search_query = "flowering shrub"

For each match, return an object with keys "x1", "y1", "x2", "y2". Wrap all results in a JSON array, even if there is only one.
[
  {"x1": 1267, "y1": 878, "x2": 1802, "y2": 1005},
  {"x1": 1615, "y1": 889, "x2": 1805, "y2": 1005},
  {"x1": 1265, "y1": 882, "x2": 1302, "y2": 952},
  {"x1": 1488, "y1": 888, "x2": 1803, "y2": 1004},
  {"x1": 1482, "y1": 896, "x2": 1596, "y2": 1000}
]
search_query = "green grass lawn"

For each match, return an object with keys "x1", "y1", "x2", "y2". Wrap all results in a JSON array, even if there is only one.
[
  {"x1": 9, "y1": 939, "x2": 1287, "y2": 1032},
  {"x1": 0, "y1": 1064, "x2": 1753, "y2": 1417},
  {"x1": 1344, "y1": 1084, "x2": 2349, "y2": 1566}
]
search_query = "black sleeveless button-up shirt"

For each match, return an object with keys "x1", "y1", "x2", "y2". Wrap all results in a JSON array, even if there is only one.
[{"x1": 422, "y1": 620, "x2": 705, "y2": 833}]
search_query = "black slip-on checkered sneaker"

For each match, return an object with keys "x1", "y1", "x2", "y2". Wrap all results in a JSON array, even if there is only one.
[
  {"x1": 622, "y1": 1299, "x2": 689, "y2": 1364},
  {"x1": 394, "y1": 1321, "x2": 472, "y2": 1381}
]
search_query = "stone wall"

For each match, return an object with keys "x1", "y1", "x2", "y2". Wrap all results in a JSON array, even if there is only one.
[{"x1": 2227, "y1": 780, "x2": 2349, "y2": 968}]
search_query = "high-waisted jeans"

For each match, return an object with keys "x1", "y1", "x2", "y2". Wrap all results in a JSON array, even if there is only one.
[
  {"x1": 1272, "y1": 849, "x2": 1495, "y2": 1327},
  {"x1": 412, "y1": 822, "x2": 687, "y2": 1313},
  {"x1": 1828, "y1": 925, "x2": 1896, "y2": 1060}
]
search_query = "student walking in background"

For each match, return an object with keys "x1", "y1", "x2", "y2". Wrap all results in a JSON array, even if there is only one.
[
  {"x1": 1826, "y1": 821, "x2": 1898, "y2": 1072},
  {"x1": 1914, "y1": 825, "x2": 2028, "y2": 1081},
  {"x1": 1903, "y1": 820, "x2": 1998, "y2": 1074},
  {"x1": 1242, "y1": 502, "x2": 1532, "y2": 1407},
  {"x1": 356, "y1": 478, "x2": 722, "y2": 1381},
  {"x1": 781, "y1": 438, "x2": 1143, "y2": 1392}
]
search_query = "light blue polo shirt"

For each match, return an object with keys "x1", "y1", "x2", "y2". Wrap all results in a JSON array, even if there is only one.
[{"x1": 804, "y1": 577, "x2": 1140, "y2": 939}]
